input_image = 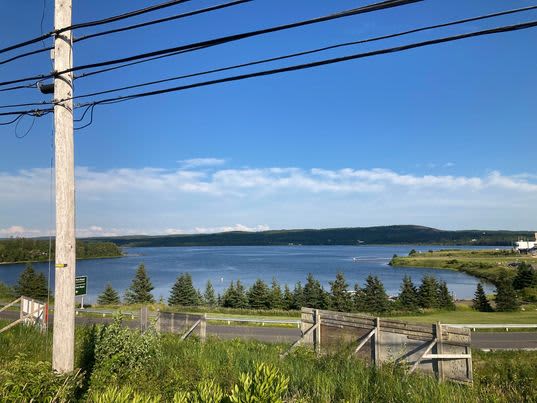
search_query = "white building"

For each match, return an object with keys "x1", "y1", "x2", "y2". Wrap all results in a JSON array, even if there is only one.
[{"x1": 514, "y1": 233, "x2": 537, "y2": 252}]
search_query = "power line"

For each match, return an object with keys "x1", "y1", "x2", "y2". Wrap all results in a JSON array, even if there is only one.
[
  {"x1": 68, "y1": 4, "x2": 537, "y2": 101},
  {"x1": 0, "y1": 0, "x2": 251, "y2": 66},
  {"x1": 0, "y1": 0, "x2": 194, "y2": 56},
  {"x1": 75, "y1": 0, "x2": 252, "y2": 43},
  {"x1": 72, "y1": 20, "x2": 537, "y2": 109},
  {"x1": 58, "y1": 0, "x2": 423, "y2": 76},
  {"x1": 0, "y1": 0, "x2": 420, "y2": 88}
]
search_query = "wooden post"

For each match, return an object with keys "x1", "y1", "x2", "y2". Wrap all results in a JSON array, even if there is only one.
[
  {"x1": 200, "y1": 313, "x2": 207, "y2": 342},
  {"x1": 140, "y1": 306, "x2": 148, "y2": 331},
  {"x1": 52, "y1": 0, "x2": 75, "y2": 374},
  {"x1": 314, "y1": 309, "x2": 321, "y2": 355},
  {"x1": 435, "y1": 322, "x2": 444, "y2": 381},
  {"x1": 156, "y1": 309, "x2": 161, "y2": 333},
  {"x1": 171, "y1": 312, "x2": 175, "y2": 333},
  {"x1": 374, "y1": 317, "x2": 381, "y2": 367}
]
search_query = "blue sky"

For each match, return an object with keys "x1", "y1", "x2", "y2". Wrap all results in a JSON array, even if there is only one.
[{"x1": 1, "y1": 0, "x2": 537, "y2": 237}]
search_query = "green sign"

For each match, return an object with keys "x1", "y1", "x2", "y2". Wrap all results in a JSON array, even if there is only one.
[{"x1": 75, "y1": 276, "x2": 87, "y2": 296}]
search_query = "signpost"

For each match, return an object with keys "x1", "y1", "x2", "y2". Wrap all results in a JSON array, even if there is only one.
[{"x1": 75, "y1": 276, "x2": 87, "y2": 308}]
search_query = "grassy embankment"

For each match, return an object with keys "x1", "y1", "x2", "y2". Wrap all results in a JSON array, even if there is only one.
[
  {"x1": 390, "y1": 249, "x2": 536, "y2": 284},
  {"x1": 0, "y1": 321, "x2": 536, "y2": 402}
]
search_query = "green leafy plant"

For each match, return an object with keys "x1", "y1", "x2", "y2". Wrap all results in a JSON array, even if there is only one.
[
  {"x1": 0, "y1": 354, "x2": 82, "y2": 402},
  {"x1": 228, "y1": 363, "x2": 289, "y2": 403}
]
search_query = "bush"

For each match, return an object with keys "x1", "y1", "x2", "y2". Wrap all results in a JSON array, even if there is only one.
[
  {"x1": 229, "y1": 363, "x2": 289, "y2": 403},
  {"x1": 0, "y1": 354, "x2": 82, "y2": 402},
  {"x1": 89, "y1": 316, "x2": 161, "y2": 389}
]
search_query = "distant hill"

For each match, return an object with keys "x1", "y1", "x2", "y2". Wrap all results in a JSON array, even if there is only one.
[{"x1": 85, "y1": 225, "x2": 534, "y2": 247}]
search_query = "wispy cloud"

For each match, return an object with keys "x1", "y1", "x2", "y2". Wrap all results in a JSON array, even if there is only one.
[
  {"x1": 2, "y1": 165, "x2": 537, "y2": 235},
  {"x1": 178, "y1": 158, "x2": 226, "y2": 169}
]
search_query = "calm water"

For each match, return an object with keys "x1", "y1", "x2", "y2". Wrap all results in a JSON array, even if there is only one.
[{"x1": 0, "y1": 245, "x2": 498, "y2": 303}]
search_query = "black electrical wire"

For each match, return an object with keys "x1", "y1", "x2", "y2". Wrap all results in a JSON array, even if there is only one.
[
  {"x1": 0, "y1": 0, "x2": 194, "y2": 56},
  {"x1": 75, "y1": 0, "x2": 252, "y2": 43},
  {"x1": 0, "y1": 0, "x2": 420, "y2": 88},
  {"x1": 57, "y1": 0, "x2": 423, "y2": 77},
  {"x1": 74, "y1": 19, "x2": 537, "y2": 110},
  {"x1": 0, "y1": 0, "x2": 251, "y2": 66},
  {"x1": 69, "y1": 4, "x2": 537, "y2": 101}
]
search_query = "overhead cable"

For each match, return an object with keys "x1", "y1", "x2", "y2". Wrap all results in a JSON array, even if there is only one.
[{"x1": 0, "y1": 0, "x2": 421, "y2": 88}]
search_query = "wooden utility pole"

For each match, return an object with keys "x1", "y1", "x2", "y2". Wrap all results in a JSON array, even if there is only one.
[{"x1": 52, "y1": 0, "x2": 75, "y2": 373}]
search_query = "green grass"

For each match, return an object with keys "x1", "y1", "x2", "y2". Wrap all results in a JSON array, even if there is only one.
[
  {"x1": 395, "y1": 303, "x2": 537, "y2": 325},
  {"x1": 391, "y1": 249, "x2": 537, "y2": 284},
  {"x1": 1, "y1": 321, "x2": 536, "y2": 402}
]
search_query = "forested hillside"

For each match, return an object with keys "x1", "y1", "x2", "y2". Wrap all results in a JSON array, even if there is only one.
[
  {"x1": 87, "y1": 225, "x2": 533, "y2": 247},
  {"x1": 0, "y1": 238, "x2": 122, "y2": 263}
]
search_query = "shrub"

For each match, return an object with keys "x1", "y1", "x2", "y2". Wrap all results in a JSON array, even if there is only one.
[
  {"x1": 89, "y1": 316, "x2": 161, "y2": 389},
  {"x1": 0, "y1": 354, "x2": 82, "y2": 402},
  {"x1": 228, "y1": 363, "x2": 289, "y2": 403}
]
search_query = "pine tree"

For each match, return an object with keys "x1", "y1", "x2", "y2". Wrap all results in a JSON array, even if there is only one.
[
  {"x1": 329, "y1": 272, "x2": 352, "y2": 312},
  {"x1": 203, "y1": 280, "x2": 217, "y2": 306},
  {"x1": 14, "y1": 264, "x2": 48, "y2": 300},
  {"x1": 303, "y1": 273, "x2": 326, "y2": 309},
  {"x1": 472, "y1": 283, "x2": 492, "y2": 312},
  {"x1": 495, "y1": 274, "x2": 520, "y2": 312},
  {"x1": 270, "y1": 278, "x2": 284, "y2": 309},
  {"x1": 124, "y1": 263, "x2": 155, "y2": 304},
  {"x1": 169, "y1": 273, "x2": 200, "y2": 306},
  {"x1": 248, "y1": 279, "x2": 271, "y2": 309},
  {"x1": 436, "y1": 281, "x2": 456, "y2": 310},
  {"x1": 283, "y1": 284, "x2": 294, "y2": 310},
  {"x1": 292, "y1": 281, "x2": 304, "y2": 310},
  {"x1": 397, "y1": 275, "x2": 419, "y2": 311},
  {"x1": 222, "y1": 280, "x2": 248, "y2": 308},
  {"x1": 513, "y1": 263, "x2": 537, "y2": 290},
  {"x1": 97, "y1": 283, "x2": 120, "y2": 305},
  {"x1": 353, "y1": 283, "x2": 367, "y2": 312},
  {"x1": 362, "y1": 275, "x2": 391, "y2": 313},
  {"x1": 418, "y1": 275, "x2": 438, "y2": 308}
]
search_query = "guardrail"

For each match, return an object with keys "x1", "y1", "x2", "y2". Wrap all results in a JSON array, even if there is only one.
[
  {"x1": 206, "y1": 316, "x2": 300, "y2": 327},
  {"x1": 445, "y1": 324, "x2": 537, "y2": 331}
]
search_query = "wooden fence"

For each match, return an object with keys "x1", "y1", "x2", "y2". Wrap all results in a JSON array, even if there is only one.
[
  {"x1": 153, "y1": 310, "x2": 206, "y2": 341},
  {"x1": 289, "y1": 308, "x2": 472, "y2": 383},
  {"x1": 0, "y1": 296, "x2": 47, "y2": 334}
]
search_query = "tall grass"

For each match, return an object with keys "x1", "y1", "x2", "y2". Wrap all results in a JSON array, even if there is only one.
[{"x1": 1, "y1": 322, "x2": 536, "y2": 402}]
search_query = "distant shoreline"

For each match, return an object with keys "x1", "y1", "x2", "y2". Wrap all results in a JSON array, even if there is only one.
[{"x1": 0, "y1": 254, "x2": 123, "y2": 266}]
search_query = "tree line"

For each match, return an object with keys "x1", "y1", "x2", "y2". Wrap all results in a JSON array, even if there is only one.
[
  {"x1": 97, "y1": 264, "x2": 457, "y2": 314},
  {"x1": 472, "y1": 262, "x2": 537, "y2": 312},
  {"x1": 0, "y1": 238, "x2": 122, "y2": 263}
]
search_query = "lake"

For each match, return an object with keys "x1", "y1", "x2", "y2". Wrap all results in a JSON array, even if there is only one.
[{"x1": 0, "y1": 245, "x2": 498, "y2": 303}]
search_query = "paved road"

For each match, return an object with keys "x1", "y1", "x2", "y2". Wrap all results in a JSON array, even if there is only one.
[{"x1": 2, "y1": 311, "x2": 536, "y2": 349}]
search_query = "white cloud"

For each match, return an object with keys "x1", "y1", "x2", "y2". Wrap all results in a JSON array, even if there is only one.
[
  {"x1": 178, "y1": 158, "x2": 226, "y2": 169},
  {"x1": 2, "y1": 165, "x2": 537, "y2": 235},
  {"x1": 165, "y1": 224, "x2": 270, "y2": 235}
]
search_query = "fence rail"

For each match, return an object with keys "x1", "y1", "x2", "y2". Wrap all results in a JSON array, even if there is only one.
[{"x1": 445, "y1": 324, "x2": 537, "y2": 331}]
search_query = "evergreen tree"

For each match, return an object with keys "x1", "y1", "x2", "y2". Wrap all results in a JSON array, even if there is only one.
[
  {"x1": 513, "y1": 263, "x2": 537, "y2": 290},
  {"x1": 362, "y1": 275, "x2": 391, "y2": 313},
  {"x1": 247, "y1": 279, "x2": 272, "y2": 309},
  {"x1": 14, "y1": 264, "x2": 48, "y2": 300},
  {"x1": 397, "y1": 275, "x2": 419, "y2": 311},
  {"x1": 270, "y1": 278, "x2": 284, "y2": 309},
  {"x1": 303, "y1": 273, "x2": 326, "y2": 309},
  {"x1": 282, "y1": 284, "x2": 294, "y2": 310},
  {"x1": 329, "y1": 272, "x2": 352, "y2": 312},
  {"x1": 436, "y1": 281, "x2": 456, "y2": 310},
  {"x1": 124, "y1": 263, "x2": 155, "y2": 304},
  {"x1": 97, "y1": 283, "x2": 120, "y2": 305},
  {"x1": 495, "y1": 274, "x2": 520, "y2": 312},
  {"x1": 222, "y1": 280, "x2": 248, "y2": 308},
  {"x1": 203, "y1": 280, "x2": 217, "y2": 306},
  {"x1": 472, "y1": 283, "x2": 492, "y2": 312},
  {"x1": 292, "y1": 281, "x2": 304, "y2": 310},
  {"x1": 418, "y1": 275, "x2": 438, "y2": 308},
  {"x1": 169, "y1": 273, "x2": 199, "y2": 306},
  {"x1": 353, "y1": 283, "x2": 367, "y2": 312}
]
